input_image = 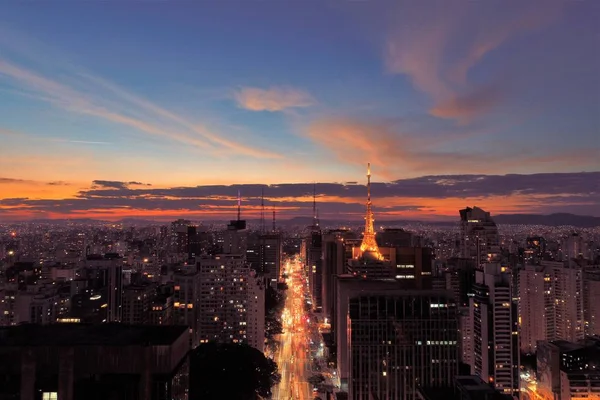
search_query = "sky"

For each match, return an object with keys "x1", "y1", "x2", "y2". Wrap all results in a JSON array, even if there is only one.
[{"x1": 0, "y1": 0, "x2": 599, "y2": 221}]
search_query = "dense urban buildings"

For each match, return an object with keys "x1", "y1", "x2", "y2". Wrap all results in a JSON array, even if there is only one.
[{"x1": 1, "y1": 166, "x2": 599, "y2": 399}]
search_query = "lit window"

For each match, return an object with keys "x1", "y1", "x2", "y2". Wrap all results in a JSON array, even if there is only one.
[{"x1": 42, "y1": 393, "x2": 58, "y2": 400}]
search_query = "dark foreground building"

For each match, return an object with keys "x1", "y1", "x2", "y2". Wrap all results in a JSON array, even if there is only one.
[{"x1": 0, "y1": 324, "x2": 190, "y2": 400}]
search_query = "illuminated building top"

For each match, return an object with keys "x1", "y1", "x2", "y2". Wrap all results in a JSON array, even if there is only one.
[{"x1": 359, "y1": 163, "x2": 383, "y2": 260}]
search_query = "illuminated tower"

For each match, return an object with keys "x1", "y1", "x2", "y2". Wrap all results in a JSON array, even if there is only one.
[{"x1": 359, "y1": 163, "x2": 382, "y2": 260}]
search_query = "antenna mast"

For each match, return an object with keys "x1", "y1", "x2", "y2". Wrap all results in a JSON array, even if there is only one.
[
  {"x1": 272, "y1": 208, "x2": 276, "y2": 232},
  {"x1": 260, "y1": 188, "x2": 265, "y2": 233},
  {"x1": 313, "y1": 182, "x2": 317, "y2": 227},
  {"x1": 237, "y1": 190, "x2": 241, "y2": 221}
]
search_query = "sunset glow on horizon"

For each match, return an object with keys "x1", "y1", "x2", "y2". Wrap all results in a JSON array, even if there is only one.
[{"x1": 1, "y1": 1, "x2": 599, "y2": 221}]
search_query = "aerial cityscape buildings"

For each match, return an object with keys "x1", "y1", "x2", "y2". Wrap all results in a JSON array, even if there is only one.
[{"x1": 0, "y1": 163, "x2": 599, "y2": 400}]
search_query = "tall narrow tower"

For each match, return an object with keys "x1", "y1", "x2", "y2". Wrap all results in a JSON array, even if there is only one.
[
  {"x1": 359, "y1": 163, "x2": 382, "y2": 260},
  {"x1": 237, "y1": 190, "x2": 241, "y2": 221}
]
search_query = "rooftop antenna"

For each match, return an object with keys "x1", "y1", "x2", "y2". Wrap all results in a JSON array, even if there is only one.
[
  {"x1": 272, "y1": 208, "x2": 276, "y2": 232},
  {"x1": 316, "y1": 208, "x2": 320, "y2": 227},
  {"x1": 313, "y1": 182, "x2": 317, "y2": 227},
  {"x1": 260, "y1": 188, "x2": 265, "y2": 233},
  {"x1": 237, "y1": 190, "x2": 241, "y2": 221}
]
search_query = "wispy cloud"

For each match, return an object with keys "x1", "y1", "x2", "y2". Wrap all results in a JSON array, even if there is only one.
[
  {"x1": 384, "y1": 0, "x2": 563, "y2": 122},
  {"x1": 306, "y1": 118, "x2": 599, "y2": 178},
  {"x1": 234, "y1": 86, "x2": 315, "y2": 112},
  {"x1": 0, "y1": 59, "x2": 280, "y2": 158}
]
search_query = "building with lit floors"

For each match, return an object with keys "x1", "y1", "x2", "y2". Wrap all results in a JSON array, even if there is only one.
[
  {"x1": 172, "y1": 267, "x2": 201, "y2": 347},
  {"x1": 471, "y1": 264, "x2": 519, "y2": 398},
  {"x1": 322, "y1": 229, "x2": 355, "y2": 331},
  {"x1": 518, "y1": 265, "x2": 554, "y2": 353},
  {"x1": 345, "y1": 288, "x2": 459, "y2": 400},
  {"x1": 304, "y1": 228, "x2": 323, "y2": 312},
  {"x1": 246, "y1": 232, "x2": 282, "y2": 287},
  {"x1": 334, "y1": 276, "x2": 459, "y2": 397},
  {"x1": 196, "y1": 254, "x2": 263, "y2": 348},
  {"x1": 584, "y1": 269, "x2": 600, "y2": 336},
  {"x1": 122, "y1": 283, "x2": 155, "y2": 325},
  {"x1": 545, "y1": 261, "x2": 585, "y2": 342},
  {"x1": 459, "y1": 207, "x2": 500, "y2": 267},
  {"x1": 537, "y1": 339, "x2": 600, "y2": 400},
  {"x1": 170, "y1": 219, "x2": 192, "y2": 254},
  {"x1": 83, "y1": 253, "x2": 124, "y2": 323},
  {"x1": 247, "y1": 270, "x2": 266, "y2": 352}
]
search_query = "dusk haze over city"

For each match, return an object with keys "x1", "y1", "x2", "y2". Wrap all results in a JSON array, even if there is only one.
[{"x1": 1, "y1": 2, "x2": 600, "y2": 400}]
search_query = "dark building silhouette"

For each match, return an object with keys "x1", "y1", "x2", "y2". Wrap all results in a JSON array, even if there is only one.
[{"x1": 0, "y1": 324, "x2": 190, "y2": 400}]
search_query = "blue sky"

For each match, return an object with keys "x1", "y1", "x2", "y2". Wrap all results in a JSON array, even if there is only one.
[{"x1": 0, "y1": 0, "x2": 599, "y2": 219}]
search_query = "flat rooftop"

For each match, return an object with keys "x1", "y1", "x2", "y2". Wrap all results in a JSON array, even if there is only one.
[{"x1": 0, "y1": 324, "x2": 188, "y2": 347}]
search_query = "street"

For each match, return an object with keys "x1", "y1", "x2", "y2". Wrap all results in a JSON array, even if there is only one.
[{"x1": 272, "y1": 257, "x2": 320, "y2": 400}]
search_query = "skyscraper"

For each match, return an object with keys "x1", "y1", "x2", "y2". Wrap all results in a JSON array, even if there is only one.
[
  {"x1": 247, "y1": 232, "x2": 282, "y2": 287},
  {"x1": 584, "y1": 269, "x2": 600, "y2": 336},
  {"x1": 471, "y1": 264, "x2": 519, "y2": 397},
  {"x1": 170, "y1": 219, "x2": 192, "y2": 254},
  {"x1": 84, "y1": 253, "x2": 123, "y2": 323},
  {"x1": 459, "y1": 207, "x2": 500, "y2": 267},
  {"x1": 173, "y1": 267, "x2": 201, "y2": 347},
  {"x1": 518, "y1": 265, "x2": 554, "y2": 353},
  {"x1": 197, "y1": 254, "x2": 263, "y2": 349},
  {"x1": 303, "y1": 184, "x2": 322, "y2": 312},
  {"x1": 338, "y1": 282, "x2": 459, "y2": 399}
]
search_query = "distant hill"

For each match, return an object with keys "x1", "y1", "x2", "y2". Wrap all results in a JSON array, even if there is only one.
[{"x1": 494, "y1": 213, "x2": 600, "y2": 227}]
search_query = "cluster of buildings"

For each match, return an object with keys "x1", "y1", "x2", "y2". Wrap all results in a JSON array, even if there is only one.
[
  {"x1": 0, "y1": 204, "x2": 284, "y2": 399},
  {"x1": 299, "y1": 166, "x2": 599, "y2": 400},
  {"x1": 1, "y1": 164, "x2": 599, "y2": 400}
]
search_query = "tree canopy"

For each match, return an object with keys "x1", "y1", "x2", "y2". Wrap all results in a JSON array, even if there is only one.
[{"x1": 189, "y1": 342, "x2": 280, "y2": 400}]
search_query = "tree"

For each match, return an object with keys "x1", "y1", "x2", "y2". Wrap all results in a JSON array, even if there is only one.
[
  {"x1": 189, "y1": 342, "x2": 280, "y2": 400},
  {"x1": 307, "y1": 373, "x2": 326, "y2": 386}
]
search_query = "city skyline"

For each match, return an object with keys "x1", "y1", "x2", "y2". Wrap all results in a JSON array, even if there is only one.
[{"x1": 1, "y1": 1, "x2": 599, "y2": 220}]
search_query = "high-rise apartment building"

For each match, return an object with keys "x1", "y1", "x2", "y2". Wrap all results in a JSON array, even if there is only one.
[
  {"x1": 562, "y1": 233, "x2": 586, "y2": 261},
  {"x1": 459, "y1": 207, "x2": 500, "y2": 267},
  {"x1": 518, "y1": 265, "x2": 554, "y2": 353},
  {"x1": 223, "y1": 219, "x2": 247, "y2": 255},
  {"x1": 471, "y1": 263, "x2": 519, "y2": 398},
  {"x1": 170, "y1": 219, "x2": 191, "y2": 254},
  {"x1": 247, "y1": 232, "x2": 282, "y2": 286},
  {"x1": 173, "y1": 268, "x2": 201, "y2": 347},
  {"x1": 584, "y1": 269, "x2": 600, "y2": 336},
  {"x1": 321, "y1": 230, "x2": 354, "y2": 327},
  {"x1": 122, "y1": 283, "x2": 155, "y2": 325},
  {"x1": 84, "y1": 253, "x2": 123, "y2": 322},
  {"x1": 197, "y1": 254, "x2": 262, "y2": 348},
  {"x1": 547, "y1": 261, "x2": 585, "y2": 342},
  {"x1": 247, "y1": 270, "x2": 266, "y2": 352},
  {"x1": 304, "y1": 229, "x2": 323, "y2": 312}
]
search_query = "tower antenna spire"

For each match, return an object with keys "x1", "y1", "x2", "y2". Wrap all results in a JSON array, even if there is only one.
[
  {"x1": 237, "y1": 190, "x2": 241, "y2": 221},
  {"x1": 313, "y1": 182, "x2": 317, "y2": 226},
  {"x1": 260, "y1": 188, "x2": 265, "y2": 233},
  {"x1": 359, "y1": 162, "x2": 382, "y2": 260},
  {"x1": 272, "y1": 208, "x2": 276, "y2": 232}
]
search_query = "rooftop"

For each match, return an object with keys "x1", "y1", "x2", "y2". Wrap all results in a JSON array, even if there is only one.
[{"x1": 0, "y1": 324, "x2": 188, "y2": 347}]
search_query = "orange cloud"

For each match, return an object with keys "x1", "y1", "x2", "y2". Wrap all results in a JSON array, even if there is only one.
[
  {"x1": 306, "y1": 118, "x2": 599, "y2": 177},
  {"x1": 234, "y1": 86, "x2": 314, "y2": 112}
]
